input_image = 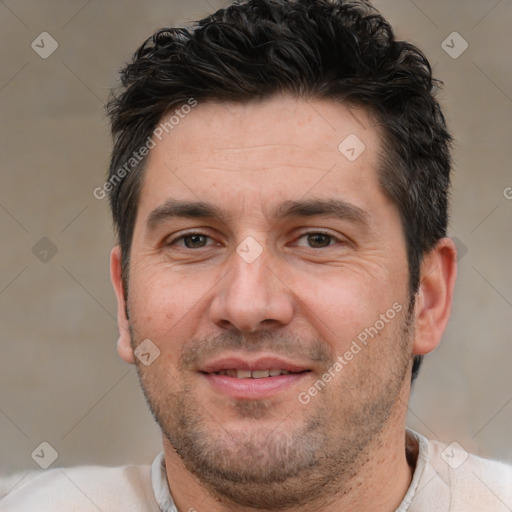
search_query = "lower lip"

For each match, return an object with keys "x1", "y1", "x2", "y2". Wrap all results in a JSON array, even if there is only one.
[{"x1": 202, "y1": 373, "x2": 309, "y2": 399}]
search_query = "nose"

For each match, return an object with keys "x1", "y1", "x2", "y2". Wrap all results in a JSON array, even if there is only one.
[{"x1": 209, "y1": 243, "x2": 294, "y2": 333}]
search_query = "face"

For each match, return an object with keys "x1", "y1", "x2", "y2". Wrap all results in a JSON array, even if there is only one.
[{"x1": 114, "y1": 95, "x2": 416, "y2": 508}]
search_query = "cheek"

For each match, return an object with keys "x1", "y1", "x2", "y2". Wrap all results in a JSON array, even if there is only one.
[
  {"x1": 307, "y1": 286, "x2": 372, "y2": 347},
  {"x1": 289, "y1": 268, "x2": 404, "y2": 352},
  {"x1": 127, "y1": 263, "x2": 214, "y2": 338}
]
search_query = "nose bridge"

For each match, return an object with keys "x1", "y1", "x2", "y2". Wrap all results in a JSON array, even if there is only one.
[
  {"x1": 209, "y1": 237, "x2": 293, "y2": 332},
  {"x1": 230, "y1": 253, "x2": 268, "y2": 304}
]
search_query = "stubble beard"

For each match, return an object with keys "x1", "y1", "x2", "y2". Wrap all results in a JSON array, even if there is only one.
[{"x1": 132, "y1": 309, "x2": 413, "y2": 509}]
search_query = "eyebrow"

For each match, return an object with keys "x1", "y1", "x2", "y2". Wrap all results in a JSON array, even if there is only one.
[
  {"x1": 271, "y1": 198, "x2": 369, "y2": 226},
  {"x1": 145, "y1": 197, "x2": 369, "y2": 232},
  {"x1": 146, "y1": 199, "x2": 226, "y2": 232}
]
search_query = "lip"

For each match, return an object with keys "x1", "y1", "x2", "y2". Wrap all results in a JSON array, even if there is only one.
[
  {"x1": 202, "y1": 372, "x2": 309, "y2": 399},
  {"x1": 199, "y1": 355, "x2": 311, "y2": 400},
  {"x1": 200, "y1": 356, "x2": 309, "y2": 374}
]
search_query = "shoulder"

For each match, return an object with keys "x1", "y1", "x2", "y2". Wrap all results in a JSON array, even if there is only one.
[
  {"x1": 428, "y1": 436, "x2": 512, "y2": 511},
  {"x1": 1, "y1": 462, "x2": 159, "y2": 511}
]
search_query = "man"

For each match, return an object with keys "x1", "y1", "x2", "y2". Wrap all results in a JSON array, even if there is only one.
[{"x1": 3, "y1": 0, "x2": 511, "y2": 510}]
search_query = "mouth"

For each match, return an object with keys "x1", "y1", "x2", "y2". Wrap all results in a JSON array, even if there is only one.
[
  {"x1": 209, "y1": 368, "x2": 306, "y2": 378},
  {"x1": 199, "y1": 356, "x2": 312, "y2": 399}
]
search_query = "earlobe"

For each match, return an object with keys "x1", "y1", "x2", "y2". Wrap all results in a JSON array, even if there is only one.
[
  {"x1": 117, "y1": 335, "x2": 135, "y2": 364},
  {"x1": 413, "y1": 238, "x2": 457, "y2": 356},
  {"x1": 110, "y1": 245, "x2": 135, "y2": 364}
]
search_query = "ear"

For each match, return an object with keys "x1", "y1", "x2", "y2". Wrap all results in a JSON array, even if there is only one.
[
  {"x1": 110, "y1": 245, "x2": 135, "y2": 364},
  {"x1": 413, "y1": 237, "x2": 457, "y2": 356}
]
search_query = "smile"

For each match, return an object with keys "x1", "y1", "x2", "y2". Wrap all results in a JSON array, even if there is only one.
[
  {"x1": 199, "y1": 356, "x2": 312, "y2": 399},
  {"x1": 211, "y1": 369, "x2": 306, "y2": 378}
]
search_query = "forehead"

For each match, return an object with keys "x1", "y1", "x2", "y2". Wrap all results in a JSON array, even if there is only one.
[{"x1": 137, "y1": 95, "x2": 385, "y2": 220}]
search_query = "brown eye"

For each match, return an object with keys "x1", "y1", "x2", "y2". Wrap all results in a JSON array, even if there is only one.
[
  {"x1": 182, "y1": 234, "x2": 209, "y2": 248},
  {"x1": 306, "y1": 233, "x2": 333, "y2": 248}
]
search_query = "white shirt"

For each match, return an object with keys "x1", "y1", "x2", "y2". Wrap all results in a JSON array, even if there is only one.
[{"x1": 2, "y1": 429, "x2": 512, "y2": 511}]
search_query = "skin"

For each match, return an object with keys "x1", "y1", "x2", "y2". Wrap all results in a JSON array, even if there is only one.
[{"x1": 110, "y1": 95, "x2": 457, "y2": 512}]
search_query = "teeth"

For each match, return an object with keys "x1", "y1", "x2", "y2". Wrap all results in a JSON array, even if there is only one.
[
  {"x1": 214, "y1": 369, "x2": 295, "y2": 378},
  {"x1": 252, "y1": 370, "x2": 270, "y2": 379}
]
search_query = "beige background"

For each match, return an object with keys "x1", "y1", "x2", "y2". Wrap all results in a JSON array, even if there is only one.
[{"x1": 1, "y1": 0, "x2": 511, "y2": 485}]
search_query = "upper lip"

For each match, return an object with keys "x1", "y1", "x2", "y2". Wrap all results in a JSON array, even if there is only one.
[{"x1": 199, "y1": 355, "x2": 310, "y2": 374}]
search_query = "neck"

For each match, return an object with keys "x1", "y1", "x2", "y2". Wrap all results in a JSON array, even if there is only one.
[{"x1": 162, "y1": 410, "x2": 415, "y2": 512}]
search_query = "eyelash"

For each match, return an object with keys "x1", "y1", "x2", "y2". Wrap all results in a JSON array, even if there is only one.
[
  {"x1": 167, "y1": 230, "x2": 342, "y2": 249},
  {"x1": 167, "y1": 231, "x2": 217, "y2": 248}
]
